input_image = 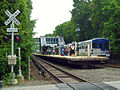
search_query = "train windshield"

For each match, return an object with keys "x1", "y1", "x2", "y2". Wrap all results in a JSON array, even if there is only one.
[
  {"x1": 104, "y1": 42, "x2": 109, "y2": 50},
  {"x1": 92, "y1": 39, "x2": 110, "y2": 51}
]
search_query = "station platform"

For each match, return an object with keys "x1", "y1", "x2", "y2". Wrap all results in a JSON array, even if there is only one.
[
  {"x1": 2, "y1": 81, "x2": 120, "y2": 90},
  {"x1": 34, "y1": 54, "x2": 109, "y2": 65}
]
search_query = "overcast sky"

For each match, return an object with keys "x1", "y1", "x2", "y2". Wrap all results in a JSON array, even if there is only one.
[{"x1": 31, "y1": 0, "x2": 73, "y2": 38}]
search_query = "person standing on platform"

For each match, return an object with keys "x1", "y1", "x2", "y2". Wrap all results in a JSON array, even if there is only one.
[
  {"x1": 71, "y1": 45, "x2": 75, "y2": 56},
  {"x1": 69, "y1": 46, "x2": 72, "y2": 56},
  {"x1": 64, "y1": 47, "x2": 67, "y2": 56},
  {"x1": 61, "y1": 47, "x2": 64, "y2": 56},
  {"x1": 53, "y1": 49, "x2": 55, "y2": 55}
]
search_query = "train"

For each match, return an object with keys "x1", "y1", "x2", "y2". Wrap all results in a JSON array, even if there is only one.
[
  {"x1": 38, "y1": 37, "x2": 110, "y2": 57},
  {"x1": 76, "y1": 38, "x2": 110, "y2": 57},
  {"x1": 34, "y1": 38, "x2": 110, "y2": 68}
]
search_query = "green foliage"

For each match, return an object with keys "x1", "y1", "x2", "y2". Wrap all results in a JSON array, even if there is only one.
[
  {"x1": 49, "y1": 0, "x2": 93, "y2": 43},
  {"x1": 45, "y1": 0, "x2": 120, "y2": 53},
  {"x1": 0, "y1": 0, "x2": 35, "y2": 79},
  {"x1": 2, "y1": 72, "x2": 15, "y2": 85},
  {"x1": 53, "y1": 21, "x2": 76, "y2": 43},
  {"x1": 71, "y1": 0, "x2": 93, "y2": 41},
  {"x1": 45, "y1": 33, "x2": 55, "y2": 37},
  {"x1": 102, "y1": 0, "x2": 120, "y2": 53}
]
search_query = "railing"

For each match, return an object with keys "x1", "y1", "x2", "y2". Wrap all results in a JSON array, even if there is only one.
[{"x1": 78, "y1": 49, "x2": 102, "y2": 56}]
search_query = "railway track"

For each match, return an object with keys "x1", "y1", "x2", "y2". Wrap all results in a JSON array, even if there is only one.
[
  {"x1": 104, "y1": 63, "x2": 120, "y2": 68},
  {"x1": 32, "y1": 56, "x2": 86, "y2": 83},
  {"x1": 32, "y1": 55, "x2": 107, "y2": 90},
  {"x1": 92, "y1": 63, "x2": 120, "y2": 68}
]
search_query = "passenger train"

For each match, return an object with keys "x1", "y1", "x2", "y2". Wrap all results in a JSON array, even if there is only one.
[
  {"x1": 34, "y1": 38, "x2": 110, "y2": 67},
  {"x1": 35, "y1": 37, "x2": 110, "y2": 57},
  {"x1": 77, "y1": 38, "x2": 110, "y2": 57}
]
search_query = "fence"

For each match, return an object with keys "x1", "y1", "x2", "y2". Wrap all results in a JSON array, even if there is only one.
[
  {"x1": 78, "y1": 49, "x2": 101, "y2": 56},
  {"x1": 110, "y1": 54, "x2": 120, "y2": 64}
]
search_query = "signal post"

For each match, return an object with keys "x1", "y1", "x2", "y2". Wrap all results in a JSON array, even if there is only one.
[{"x1": 4, "y1": 10, "x2": 23, "y2": 84}]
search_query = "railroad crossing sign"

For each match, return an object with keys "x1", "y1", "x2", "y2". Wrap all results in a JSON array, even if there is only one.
[
  {"x1": 4, "y1": 10, "x2": 21, "y2": 74},
  {"x1": 5, "y1": 10, "x2": 20, "y2": 26},
  {"x1": 7, "y1": 28, "x2": 18, "y2": 33}
]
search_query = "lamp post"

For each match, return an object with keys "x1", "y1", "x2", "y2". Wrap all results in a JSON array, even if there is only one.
[
  {"x1": 75, "y1": 24, "x2": 80, "y2": 37},
  {"x1": 75, "y1": 24, "x2": 80, "y2": 56}
]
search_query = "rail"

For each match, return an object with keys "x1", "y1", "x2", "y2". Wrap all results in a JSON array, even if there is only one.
[
  {"x1": 93, "y1": 63, "x2": 120, "y2": 68},
  {"x1": 32, "y1": 55, "x2": 106, "y2": 90}
]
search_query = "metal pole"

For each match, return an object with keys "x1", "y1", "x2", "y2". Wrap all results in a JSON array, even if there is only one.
[
  {"x1": 11, "y1": 21, "x2": 14, "y2": 73},
  {"x1": 6, "y1": 52, "x2": 7, "y2": 58},
  {"x1": 88, "y1": 44, "x2": 90, "y2": 57},
  {"x1": 18, "y1": 47, "x2": 22, "y2": 76},
  {"x1": 75, "y1": 42, "x2": 77, "y2": 56},
  {"x1": 28, "y1": 56, "x2": 30, "y2": 80}
]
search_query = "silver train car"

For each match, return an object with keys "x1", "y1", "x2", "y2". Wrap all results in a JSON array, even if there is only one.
[{"x1": 77, "y1": 38, "x2": 110, "y2": 57}]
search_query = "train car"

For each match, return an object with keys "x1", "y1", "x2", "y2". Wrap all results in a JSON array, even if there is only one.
[{"x1": 78, "y1": 38, "x2": 110, "y2": 57}]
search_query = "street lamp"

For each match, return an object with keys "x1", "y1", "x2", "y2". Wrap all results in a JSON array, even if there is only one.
[
  {"x1": 75, "y1": 24, "x2": 80, "y2": 56},
  {"x1": 75, "y1": 24, "x2": 80, "y2": 36}
]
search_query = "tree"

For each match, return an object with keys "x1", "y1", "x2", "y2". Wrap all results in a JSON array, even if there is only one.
[
  {"x1": 71, "y1": 0, "x2": 93, "y2": 41},
  {"x1": 90, "y1": 0, "x2": 107, "y2": 37},
  {"x1": 102, "y1": 0, "x2": 120, "y2": 53},
  {"x1": 53, "y1": 21, "x2": 76, "y2": 44},
  {"x1": 0, "y1": 0, "x2": 35, "y2": 79}
]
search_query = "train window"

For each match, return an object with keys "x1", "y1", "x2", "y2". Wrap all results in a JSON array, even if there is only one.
[
  {"x1": 48, "y1": 38, "x2": 50, "y2": 44},
  {"x1": 56, "y1": 38, "x2": 58, "y2": 42},
  {"x1": 92, "y1": 42, "x2": 97, "y2": 48},
  {"x1": 46, "y1": 38, "x2": 48, "y2": 42},
  {"x1": 104, "y1": 42, "x2": 109, "y2": 50},
  {"x1": 50, "y1": 38, "x2": 52, "y2": 43},
  {"x1": 99, "y1": 43, "x2": 102, "y2": 49},
  {"x1": 53, "y1": 38, "x2": 55, "y2": 44},
  {"x1": 56, "y1": 38, "x2": 58, "y2": 44},
  {"x1": 52, "y1": 38, "x2": 54, "y2": 43}
]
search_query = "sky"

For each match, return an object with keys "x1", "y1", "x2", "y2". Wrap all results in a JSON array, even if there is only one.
[{"x1": 31, "y1": 0, "x2": 74, "y2": 38}]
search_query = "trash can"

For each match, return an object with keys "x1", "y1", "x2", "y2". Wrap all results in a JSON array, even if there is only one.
[{"x1": 0, "y1": 81, "x2": 3, "y2": 90}]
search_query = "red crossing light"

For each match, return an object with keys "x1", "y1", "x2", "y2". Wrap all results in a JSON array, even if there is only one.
[
  {"x1": 3, "y1": 35, "x2": 9, "y2": 43},
  {"x1": 14, "y1": 35, "x2": 21, "y2": 43}
]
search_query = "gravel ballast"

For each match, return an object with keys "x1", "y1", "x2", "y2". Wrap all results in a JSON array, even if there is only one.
[{"x1": 18, "y1": 58, "x2": 120, "y2": 86}]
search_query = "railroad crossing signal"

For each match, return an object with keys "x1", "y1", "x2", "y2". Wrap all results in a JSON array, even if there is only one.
[
  {"x1": 3, "y1": 35, "x2": 9, "y2": 43},
  {"x1": 14, "y1": 35, "x2": 21, "y2": 43},
  {"x1": 5, "y1": 10, "x2": 20, "y2": 26},
  {"x1": 4, "y1": 10, "x2": 21, "y2": 75}
]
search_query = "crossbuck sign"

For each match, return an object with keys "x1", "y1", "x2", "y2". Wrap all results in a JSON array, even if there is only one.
[
  {"x1": 5, "y1": 10, "x2": 20, "y2": 33},
  {"x1": 5, "y1": 10, "x2": 20, "y2": 26}
]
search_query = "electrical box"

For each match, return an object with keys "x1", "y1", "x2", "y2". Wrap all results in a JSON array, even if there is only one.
[{"x1": 8, "y1": 55, "x2": 16, "y2": 66}]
